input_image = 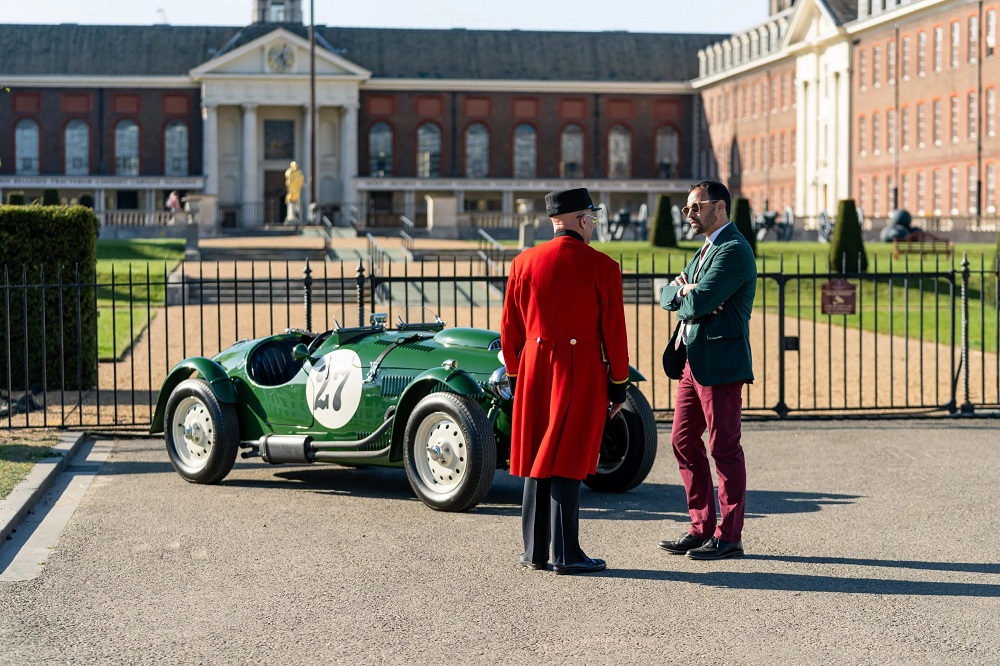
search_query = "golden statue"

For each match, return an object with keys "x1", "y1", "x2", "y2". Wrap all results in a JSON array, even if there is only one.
[
  {"x1": 284, "y1": 161, "x2": 305, "y2": 222},
  {"x1": 285, "y1": 161, "x2": 304, "y2": 204}
]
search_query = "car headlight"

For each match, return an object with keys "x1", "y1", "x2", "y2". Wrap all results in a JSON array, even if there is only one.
[{"x1": 488, "y1": 366, "x2": 512, "y2": 400}]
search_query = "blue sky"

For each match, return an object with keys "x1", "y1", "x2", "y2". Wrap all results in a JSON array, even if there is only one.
[{"x1": 2, "y1": 0, "x2": 768, "y2": 34}]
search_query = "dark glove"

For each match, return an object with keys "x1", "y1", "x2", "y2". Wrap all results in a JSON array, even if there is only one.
[
  {"x1": 607, "y1": 379, "x2": 628, "y2": 405},
  {"x1": 508, "y1": 375, "x2": 517, "y2": 397}
]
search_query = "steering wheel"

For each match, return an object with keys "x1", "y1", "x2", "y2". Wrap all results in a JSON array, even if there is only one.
[{"x1": 306, "y1": 330, "x2": 332, "y2": 355}]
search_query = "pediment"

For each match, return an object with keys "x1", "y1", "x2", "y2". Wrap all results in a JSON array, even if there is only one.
[
  {"x1": 190, "y1": 28, "x2": 371, "y2": 79},
  {"x1": 783, "y1": 0, "x2": 842, "y2": 48}
]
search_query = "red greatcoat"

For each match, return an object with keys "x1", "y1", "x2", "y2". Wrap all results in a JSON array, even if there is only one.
[{"x1": 501, "y1": 234, "x2": 630, "y2": 480}]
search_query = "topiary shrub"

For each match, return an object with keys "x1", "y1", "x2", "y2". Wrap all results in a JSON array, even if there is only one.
[
  {"x1": 650, "y1": 194, "x2": 677, "y2": 248},
  {"x1": 830, "y1": 198, "x2": 868, "y2": 273},
  {"x1": 42, "y1": 189, "x2": 60, "y2": 206},
  {"x1": 731, "y1": 197, "x2": 757, "y2": 257},
  {"x1": 6, "y1": 192, "x2": 25, "y2": 205},
  {"x1": 0, "y1": 205, "x2": 99, "y2": 390}
]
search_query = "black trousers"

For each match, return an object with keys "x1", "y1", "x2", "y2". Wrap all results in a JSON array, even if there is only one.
[{"x1": 522, "y1": 476, "x2": 586, "y2": 566}]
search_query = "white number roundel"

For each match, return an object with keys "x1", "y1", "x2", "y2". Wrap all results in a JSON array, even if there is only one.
[{"x1": 305, "y1": 349, "x2": 364, "y2": 430}]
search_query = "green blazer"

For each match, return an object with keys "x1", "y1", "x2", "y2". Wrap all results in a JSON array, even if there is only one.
[{"x1": 660, "y1": 223, "x2": 757, "y2": 386}]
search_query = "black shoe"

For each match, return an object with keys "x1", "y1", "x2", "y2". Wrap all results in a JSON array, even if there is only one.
[
  {"x1": 686, "y1": 537, "x2": 744, "y2": 560},
  {"x1": 657, "y1": 532, "x2": 710, "y2": 554},
  {"x1": 516, "y1": 554, "x2": 548, "y2": 571},
  {"x1": 552, "y1": 557, "x2": 607, "y2": 575}
]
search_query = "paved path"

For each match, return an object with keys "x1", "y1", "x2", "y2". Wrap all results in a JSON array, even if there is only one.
[{"x1": 1, "y1": 420, "x2": 998, "y2": 664}]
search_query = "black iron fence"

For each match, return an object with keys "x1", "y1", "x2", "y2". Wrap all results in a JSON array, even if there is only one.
[{"x1": 2, "y1": 255, "x2": 998, "y2": 431}]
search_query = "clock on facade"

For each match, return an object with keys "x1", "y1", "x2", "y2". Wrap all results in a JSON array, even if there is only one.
[{"x1": 266, "y1": 44, "x2": 295, "y2": 73}]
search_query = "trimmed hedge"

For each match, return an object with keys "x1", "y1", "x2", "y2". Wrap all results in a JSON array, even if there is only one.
[
  {"x1": 830, "y1": 199, "x2": 868, "y2": 274},
  {"x1": 650, "y1": 194, "x2": 677, "y2": 248},
  {"x1": 732, "y1": 197, "x2": 757, "y2": 257},
  {"x1": 0, "y1": 205, "x2": 99, "y2": 391}
]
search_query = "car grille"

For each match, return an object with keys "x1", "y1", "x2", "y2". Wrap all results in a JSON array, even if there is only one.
[{"x1": 380, "y1": 374, "x2": 414, "y2": 397}]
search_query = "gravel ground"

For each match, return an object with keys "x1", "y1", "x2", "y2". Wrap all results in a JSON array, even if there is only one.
[{"x1": 1, "y1": 419, "x2": 998, "y2": 665}]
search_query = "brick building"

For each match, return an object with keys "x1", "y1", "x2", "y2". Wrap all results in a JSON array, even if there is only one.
[{"x1": 1, "y1": 0, "x2": 996, "y2": 234}]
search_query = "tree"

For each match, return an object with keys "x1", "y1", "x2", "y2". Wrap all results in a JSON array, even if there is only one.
[
  {"x1": 731, "y1": 197, "x2": 756, "y2": 257},
  {"x1": 830, "y1": 198, "x2": 868, "y2": 273},
  {"x1": 649, "y1": 194, "x2": 677, "y2": 248}
]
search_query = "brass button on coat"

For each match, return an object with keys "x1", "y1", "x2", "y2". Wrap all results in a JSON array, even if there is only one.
[
  {"x1": 570, "y1": 338, "x2": 577, "y2": 345},
  {"x1": 536, "y1": 337, "x2": 542, "y2": 343}
]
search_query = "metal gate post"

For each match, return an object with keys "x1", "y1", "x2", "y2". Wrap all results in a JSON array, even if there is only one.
[
  {"x1": 960, "y1": 253, "x2": 975, "y2": 415},
  {"x1": 303, "y1": 258, "x2": 313, "y2": 332},
  {"x1": 774, "y1": 274, "x2": 790, "y2": 418}
]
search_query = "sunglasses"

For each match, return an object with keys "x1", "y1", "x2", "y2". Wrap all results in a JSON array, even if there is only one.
[
  {"x1": 576, "y1": 210, "x2": 599, "y2": 223},
  {"x1": 681, "y1": 200, "x2": 720, "y2": 217}
]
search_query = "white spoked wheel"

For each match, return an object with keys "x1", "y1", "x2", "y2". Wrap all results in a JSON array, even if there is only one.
[
  {"x1": 403, "y1": 392, "x2": 496, "y2": 512},
  {"x1": 164, "y1": 378, "x2": 239, "y2": 484}
]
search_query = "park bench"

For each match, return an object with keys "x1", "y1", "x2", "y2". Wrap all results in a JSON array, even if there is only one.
[{"x1": 892, "y1": 231, "x2": 954, "y2": 260}]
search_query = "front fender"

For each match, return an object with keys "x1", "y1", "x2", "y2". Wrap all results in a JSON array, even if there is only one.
[
  {"x1": 388, "y1": 367, "x2": 486, "y2": 462},
  {"x1": 628, "y1": 365, "x2": 646, "y2": 383},
  {"x1": 149, "y1": 357, "x2": 238, "y2": 434}
]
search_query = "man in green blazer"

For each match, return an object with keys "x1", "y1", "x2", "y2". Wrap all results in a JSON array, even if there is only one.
[{"x1": 658, "y1": 180, "x2": 756, "y2": 560}]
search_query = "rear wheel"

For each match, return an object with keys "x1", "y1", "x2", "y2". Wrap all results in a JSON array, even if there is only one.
[
  {"x1": 164, "y1": 378, "x2": 240, "y2": 484},
  {"x1": 584, "y1": 385, "x2": 657, "y2": 493},
  {"x1": 403, "y1": 392, "x2": 496, "y2": 512}
]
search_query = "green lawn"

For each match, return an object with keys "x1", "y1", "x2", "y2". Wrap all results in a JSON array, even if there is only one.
[
  {"x1": 595, "y1": 240, "x2": 1000, "y2": 353},
  {"x1": 0, "y1": 436, "x2": 57, "y2": 500},
  {"x1": 95, "y1": 239, "x2": 184, "y2": 360}
]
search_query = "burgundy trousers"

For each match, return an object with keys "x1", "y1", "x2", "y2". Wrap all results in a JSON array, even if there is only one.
[{"x1": 670, "y1": 360, "x2": 747, "y2": 543}]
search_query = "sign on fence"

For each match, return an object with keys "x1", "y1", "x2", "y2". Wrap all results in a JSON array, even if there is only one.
[{"x1": 820, "y1": 278, "x2": 857, "y2": 315}]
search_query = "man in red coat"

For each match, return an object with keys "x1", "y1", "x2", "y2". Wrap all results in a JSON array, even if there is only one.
[{"x1": 501, "y1": 187, "x2": 630, "y2": 575}]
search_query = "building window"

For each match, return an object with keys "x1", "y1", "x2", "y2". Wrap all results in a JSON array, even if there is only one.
[
  {"x1": 655, "y1": 126, "x2": 679, "y2": 178},
  {"x1": 15, "y1": 118, "x2": 40, "y2": 175},
  {"x1": 968, "y1": 165, "x2": 978, "y2": 212},
  {"x1": 64, "y1": 119, "x2": 88, "y2": 176},
  {"x1": 464, "y1": 123, "x2": 489, "y2": 178},
  {"x1": 114, "y1": 119, "x2": 139, "y2": 176},
  {"x1": 268, "y1": 2, "x2": 286, "y2": 22},
  {"x1": 368, "y1": 122, "x2": 393, "y2": 177},
  {"x1": 917, "y1": 171, "x2": 926, "y2": 212},
  {"x1": 263, "y1": 120, "x2": 294, "y2": 160},
  {"x1": 988, "y1": 88, "x2": 997, "y2": 136},
  {"x1": 987, "y1": 163, "x2": 997, "y2": 212},
  {"x1": 888, "y1": 40, "x2": 896, "y2": 84},
  {"x1": 902, "y1": 36, "x2": 911, "y2": 78},
  {"x1": 859, "y1": 49, "x2": 868, "y2": 89},
  {"x1": 872, "y1": 176, "x2": 880, "y2": 217},
  {"x1": 513, "y1": 124, "x2": 536, "y2": 179},
  {"x1": 888, "y1": 109, "x2": 896, "y2": 153},
  {"x1": 951, "y1": 96, "x2": 960, "y2": 142},
  {"x1": 608, "y1": 125, "x2": 631, "y2": 179},
  {"x1": 873, "y1": 112, "x2": 881, "y2": 154},
  {"x1": 933, "y1": 100, "x2": 942, "y2": 144},
  {"x1": 858, "y1": 178, "x2": 867, "y2": 213},
  {"x1": 950, "y1": 167, "x2": 960, "y2": 213},
  {"x1": 902, "y1": 172, "x2": 910, "y2": 210},
  {"x1": 969, "y1": 92, "x2": 978, "y2": 139},
  {"x1": 988, "y1": 10, "x2": 996, "y2": 58},
  {"x1": 917, "y1": 31, "x2": 927, "y2": 75},
  {"x1": 933, "y1": 169, "x2": 942, "y2": 212},
  {"x1": 970, "y1": 16, "x2": 979, "y2": 63},
  {"x1": 934, "y1": 26, "x2": 943, "y2": 72},
  {"x1": 780, "y1": 132, "x2": 787, "y2": 167},
  {"x1": 790, "y1": 130, "x2": 796, "y2": 164},
  {"x1": 859, "y1": 116, "x2": 867, "y2": 154},
  {"x1": 781, "y1": 74, "x2": 788, "y2": 108},
  {"x1": 873, "y1": 45, "x2": 881, "y2": 87},
  {"x1": 164, "y1": 120, "x2": 188, "y2": 177},
  {"x1": 416, "y1": 122, "x2": 442, "y2": 178},
  {"x1": 560, "y1": 124, "x2": 584, "y2": 178},
  {"x1": 951, "y1": 21, "x2": 961, "y2": 68},
  {"x1": 901, "y1": 107, "x2": 910, "y2": 149},
  {"x1": 770, "y1": 134, "x2": 777, "y2": 168},
  {"x1": 917, "y1": 104, "x2": 926, "y2": 147}
]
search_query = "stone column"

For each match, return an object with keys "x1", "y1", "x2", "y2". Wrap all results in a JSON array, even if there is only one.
[
  {"x1": 241, "y1": 103, "x2": 259, "y2": 215},
  {"x1": 340, "y1": 102, "x2": 359, "y2": 207},
  {"x1": 202, "y1": 103, "x2": 219, "y2": 196}
]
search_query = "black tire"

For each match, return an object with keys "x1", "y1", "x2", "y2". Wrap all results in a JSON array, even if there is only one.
[
  {"x1": 164, "y1": 378, "x2": 240, "y2": 484},
  {"x1": 403, "y1": 392, "x2": 496, "y2": 512},
  {"x1": 584, "y1": 385, "x2": 658, "y2": 493}
]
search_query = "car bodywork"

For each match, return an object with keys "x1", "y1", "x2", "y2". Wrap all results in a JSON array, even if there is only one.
[{"x1": 151, "y1": 316, "x2": 658, "y2": 512}]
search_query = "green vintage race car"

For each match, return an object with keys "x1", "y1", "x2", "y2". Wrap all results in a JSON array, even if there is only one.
[{"x1": 150, "y1": 314, "x2": 657, "y2": 512}]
